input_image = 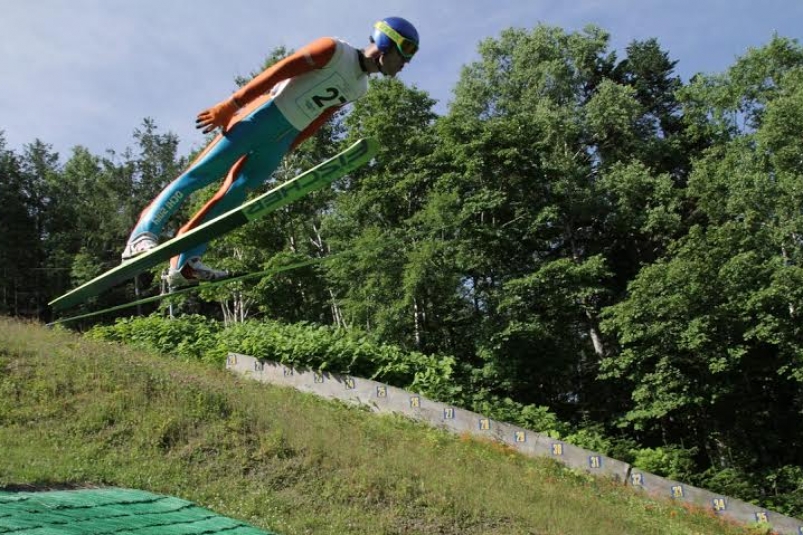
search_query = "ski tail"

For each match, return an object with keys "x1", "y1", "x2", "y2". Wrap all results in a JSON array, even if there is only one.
[{"x1": 48, "y1": 257, "x2": 330, "y2": 326}]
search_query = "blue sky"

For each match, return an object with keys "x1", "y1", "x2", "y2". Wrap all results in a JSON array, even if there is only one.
[{"x1": 1, "y1": 0, "x2": 801, "y2": 160}]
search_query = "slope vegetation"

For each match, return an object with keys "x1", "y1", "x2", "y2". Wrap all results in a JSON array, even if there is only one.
[{"x1": 0, "y1": 318, "x2": 755, "y2": 535}]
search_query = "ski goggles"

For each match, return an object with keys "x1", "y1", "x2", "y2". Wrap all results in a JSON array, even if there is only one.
[{"x1": 374, "y1": 21, "x2": 419, "y2": 60}]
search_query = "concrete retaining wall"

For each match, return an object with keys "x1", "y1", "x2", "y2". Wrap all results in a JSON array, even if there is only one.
[{"x1": 226, "y1": 353, "x2": 803, "y2": 535}]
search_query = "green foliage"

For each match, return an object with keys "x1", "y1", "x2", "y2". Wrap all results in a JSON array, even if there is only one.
[
  {"x1": 762, "y1": 465, "x2": 803, "y2": 517},
  {"x1": 630, "y1": 446, "x2": 699, "y2": 481},
  {"x1": 324, "y1": 77, "x2": 441, "y2": 349},
  {"x1": 467, "y1": 393, "x2": 569, "y2": 436},
  {"x1": 70, "y1": 249, "x2": 105, "y2": 286},
  {"x1": 694, "y1": 465, "x2": 803, "y2": 518},
  {"x1": 88, "y1": 315, "x2": 458, "y2": 399},
  {"x1": 87, "y1": 315, "x2": 222, "y2": 363},
  {"x1": 0, "y1": 135, "x2": 42, "y2": 314},
  {"x1": 601, "y1": 32, "x2": 803, "y2": 479}
]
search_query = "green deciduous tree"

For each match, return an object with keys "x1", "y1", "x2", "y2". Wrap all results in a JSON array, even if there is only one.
[
  {"x1": 601, "y1": 35, "x2": 803, "y2": 483},
  {"x1": 0, "y1": 133, "x2": 43, "y2": 314}
]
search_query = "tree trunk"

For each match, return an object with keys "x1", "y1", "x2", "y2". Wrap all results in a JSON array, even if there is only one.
[
  {"x1": 413, "y1": 297, "x2": 422, "y2": 348},
  {"x1": 329, "y1": 288, "x2": 346, "y2": 328},
  {"x1": 585, "y1": 309, "x2": 605, "y2": 357}
]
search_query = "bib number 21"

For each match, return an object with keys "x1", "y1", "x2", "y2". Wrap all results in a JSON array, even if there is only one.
[{"x1": 312, "y1": 87, "x2": 347, "y2": 108}]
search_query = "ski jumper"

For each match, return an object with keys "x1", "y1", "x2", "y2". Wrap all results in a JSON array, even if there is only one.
[{"x1": 127, "y1": 37, "x2": 369, "y2": 269}]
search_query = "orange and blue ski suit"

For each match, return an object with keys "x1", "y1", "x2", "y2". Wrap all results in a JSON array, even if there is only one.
[{"x1": 127, "y1": 37, "x2": 369, "y2": 269}]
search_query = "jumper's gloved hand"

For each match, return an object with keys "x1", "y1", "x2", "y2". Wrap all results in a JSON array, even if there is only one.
[{"x1": 195, "y1": 97, "x2": 240, "y2": 134}]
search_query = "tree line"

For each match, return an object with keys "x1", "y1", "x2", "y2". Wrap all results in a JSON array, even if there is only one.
[{"x1": 2, "y1": 25, "x2": 802, "y2": 515}]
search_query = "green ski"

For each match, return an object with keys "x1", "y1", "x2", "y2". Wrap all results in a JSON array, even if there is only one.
[
  {"x1": 48, "y1": 257, "x2": 328, "y2": 326},
  {"x1": 49, "y1": 138, "x2": 377, "y2": 311}
]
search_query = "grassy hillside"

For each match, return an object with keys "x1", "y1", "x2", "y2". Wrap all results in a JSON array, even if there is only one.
[{"x1": 0, "y1": 317, "x2": 758, "y2": 535}]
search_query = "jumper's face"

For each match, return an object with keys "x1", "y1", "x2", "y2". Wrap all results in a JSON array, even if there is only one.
[{"x1": 379, "y1": 46, "x2": 406, "y2": 77}]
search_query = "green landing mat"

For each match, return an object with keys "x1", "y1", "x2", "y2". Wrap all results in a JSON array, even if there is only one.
[{"x1": 0, "y1": 487, "x2": 278, "y2": 535}]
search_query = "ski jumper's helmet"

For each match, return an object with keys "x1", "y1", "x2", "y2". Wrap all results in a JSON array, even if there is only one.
[{"x1": 371, "y1": 17, "x2": 419, "y2": 60}]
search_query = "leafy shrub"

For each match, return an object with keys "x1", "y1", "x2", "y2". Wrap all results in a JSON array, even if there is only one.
[
  {"x1": 629, "y1": 445, "x2": 698, "y2": 481},
  {"x1": 89, "y1": 316, "x2": 457, "y2": 397},
  {"x1": 697, "y1": 467, "x2": 760, "y2": 503},
  {"x1": 461, "y1": 391, "x2": 568, "y2": 436},
  {"x1": 761, "y1": 466, "x2": 803, "y2": 517},
  {"x1": 563, "y1": 423, "x2": 640, "y2": 461},
  {"x1": 86, "y1": 315, "x2": 222, "y2": 363},
  {"x1": 217, "y1": 319, "x2": 458, "y2": 398}
]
